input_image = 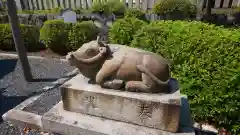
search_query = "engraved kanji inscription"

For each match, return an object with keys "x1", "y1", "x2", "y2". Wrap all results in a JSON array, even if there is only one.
[
  {"x1": 138, "y1": 102, "x2": 152, "y2": 122},
  {"x1": 83, "y1": 95, "x2": 96, "y2": 108}
]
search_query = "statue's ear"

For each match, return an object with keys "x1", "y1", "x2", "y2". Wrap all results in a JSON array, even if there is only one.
[{"x1": 97, "y1": 36, "x2": 107, "y2": 47}]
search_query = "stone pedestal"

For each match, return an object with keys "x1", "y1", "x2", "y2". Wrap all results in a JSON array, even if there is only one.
[
  {"x1": 42, "y1": 101, "x2": 194, "y2": 135},
  {"x1": 60, "y1": 74, "x2": 182, "y2": 133},
  {"x1": 2, "y1": 69, "x2": 195, "y2": 135}
]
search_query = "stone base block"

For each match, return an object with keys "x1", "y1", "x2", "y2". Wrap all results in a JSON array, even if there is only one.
[
  {"x1": 61, "y1": 74, "x2": 182, "y2": 132},
  {"x1": 42, "y1": 101, "x2": 195, "y2": 135}
]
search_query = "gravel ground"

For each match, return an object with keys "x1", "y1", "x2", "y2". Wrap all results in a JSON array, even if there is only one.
[
  {"x1": 0, "y1": 54, "x2": 75, "y2": 135},
  {"x1": 23, "y1": 86, "x2": 62, "y2": 115}
]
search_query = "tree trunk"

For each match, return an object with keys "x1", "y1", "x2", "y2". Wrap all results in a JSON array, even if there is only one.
[{"x1": 6, "y1": 0, "x2": 33, "y2": 81}]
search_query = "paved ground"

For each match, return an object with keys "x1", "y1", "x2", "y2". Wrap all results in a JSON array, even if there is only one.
[{"x1": 0, "y1": 54, "x2": 75, "y2": 135}]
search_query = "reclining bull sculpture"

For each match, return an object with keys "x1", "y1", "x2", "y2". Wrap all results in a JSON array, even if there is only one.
[{"x1": 66, "y1": 37, "x2": 171, "y2": 93}]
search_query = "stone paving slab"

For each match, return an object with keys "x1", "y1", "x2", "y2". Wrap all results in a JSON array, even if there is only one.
[
  {"x1": 2, "y1": 95, "x2": 44, "y2": 132},
  {"x1": 2, "y1": 87, "x2": 64, "y2": 135},
  {"x1": 42, "y1": 101, "x2": 195, "y2": 135},
  {"x1": 2, "y1": 91, "x2": 195, "y2": 135}
]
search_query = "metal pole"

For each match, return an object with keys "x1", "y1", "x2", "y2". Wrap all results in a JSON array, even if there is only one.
[{"x1": 6, "y1": 0, "x2": 33, "y2": 81}]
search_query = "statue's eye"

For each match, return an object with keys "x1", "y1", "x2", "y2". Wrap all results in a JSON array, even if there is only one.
[{"x1": 86, "y1": 49, "x2": 95, "y2": 55}]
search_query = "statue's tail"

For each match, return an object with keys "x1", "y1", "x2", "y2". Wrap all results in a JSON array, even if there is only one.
[{"x1": 136, "y1": 65, "x2": 170, "y2": 85}]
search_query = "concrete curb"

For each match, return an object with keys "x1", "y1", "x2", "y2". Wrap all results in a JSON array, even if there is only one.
[
  {"x1": 2, "y1": 68, "x2": 79, "y2": 130},
  {"x1": 42, "y1": 101, "x2": 195, "y2": 135}
]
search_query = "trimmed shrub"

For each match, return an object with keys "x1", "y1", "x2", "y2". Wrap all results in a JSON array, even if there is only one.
[
  {"x1": 0, "y1": 24, "x2": 41, "y2": 51},
  {"x1": 152, "y1": 0, "x2": 196, "y2": 18},
  {"x1": 17, "y1": 7, "x2": 63, "y2": 15},
  {"x1": 0, "y1": 1, "x2": 6, "y2": 15},
  {"x1": 40, "y1": 20, "x2": 100, "y2": 54},
  {"x1": 0, "y1": 1, "x2": 8, "y2": 22},
  {"x1": 124, "y1": 8, "x2": 146, "y2": 21},
  {"x1": 90, "y1": 0, "x2": 126, "y2": 16},
  {"x1": 90, "y1": 0, "x2": 108, "y2": 14},
  {"x1": 0, "y1": 14, "x2": 8, "y2": 23},
  {"x1": 109, "y1": 17, "x2": 147, "y2": 45},
  {"x1": 73, "y1": 8, "x2": 85, "y2": 14},
  {"x1": 40, "y1": 19, "x2": 71, "y2": 54},
  {"x1": 131, "y1": 20, "x2": 240, "y2": 133},
  {"x1": 106, "y1": 0, "x2": 126, "y2": 16},
  {"x1": 68, "y1": 21, "x2": 100, "y2": 51}
]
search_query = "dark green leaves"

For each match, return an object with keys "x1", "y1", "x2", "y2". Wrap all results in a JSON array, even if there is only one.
[{"x1": 130, "y1": 20, "x2": 240, "y2": 133}]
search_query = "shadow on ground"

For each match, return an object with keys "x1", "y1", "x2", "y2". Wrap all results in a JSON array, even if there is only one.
[
  {"x1": 0, "y1": 59, "x2": 60, "y2": 123},
  {"x1": 0, "y1": 59, "x2": 18, "y2": 80},
  {"x1": 0, "y1": 88, "x2": 28, "y2": 123},
  {"x1": 30, "y1": 78, "x2": 59, "y2": 82},
  {"x1": 0, "y1": 59, "x2": 26, "y2": 122},
  {"x1": 0, "y1": 59, "x2": 62, "y2": 82}
]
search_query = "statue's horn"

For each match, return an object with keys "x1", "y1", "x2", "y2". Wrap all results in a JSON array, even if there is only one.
[
  {"x1": 97, "y1": 36, "x2": 100, "y2": 44},
  {"x1": 97, "y1": 36, "x2": 106, "y2": 47}
]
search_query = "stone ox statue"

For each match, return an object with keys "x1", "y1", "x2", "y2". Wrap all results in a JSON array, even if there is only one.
[{"x1": 66, "y1": 37, "x2": 171, "y2": 93}]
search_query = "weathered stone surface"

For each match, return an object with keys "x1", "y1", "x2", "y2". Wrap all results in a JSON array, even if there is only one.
[
  {"x1": 61, "y1": 74, "x2": 182, "y2": 132},
  {"x1": 42, "y1": 101, "x2": 195, "y2": 135},
  {"x1": 2, "y1": 95, "x2": 44, "y2": 130},
  {"x1": 2, "y1": 109, "x2": 43, "y2": 130},
  {"x1": 66, "y1": 39, "x2": 172, "y2": 93}
]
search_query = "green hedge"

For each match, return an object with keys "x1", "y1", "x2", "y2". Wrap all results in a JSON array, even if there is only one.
[
  {"x1": 68, "y1": 21, "x2": 100, "y2": 51},
  {"x1": 73, "y1": 8, "x2": 85, "y2": 14},
  {"x1": 0, "y1": 24, "x2": 42, "y2": 51},
  {"x1": 152, "y1": 0, "x2": 196, "y2": 18},
  {"x1": 40, "y1": 19, "x2": 71, "y2": 54},
  {"x1": 40, "y1": 19, "x2": 100, "y2": 54},
  {"x1": 109, "y1": 17, "x2": 147, "y2": 45},
  {"x1": 17, "y1": 7, "x2": 63, "y2": 15},
  {"x1": 17, "y1": 8, "x2": 85, "y2": 15},
  {"x1": 0, "y1": 14, "x2": 8, "y2": 23},
  {"x1": 124, "y1": 8, "x2": 146, "y2": 21},
  {"x1": 131, "y1": 20, "x2": 240, "y2": 133},
  {"x1": 90, "y1": 0, "x2": 126, "y2": 15},
  {"x1": 0, "y1": 2, "x2": 6, "y2": 15}
]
